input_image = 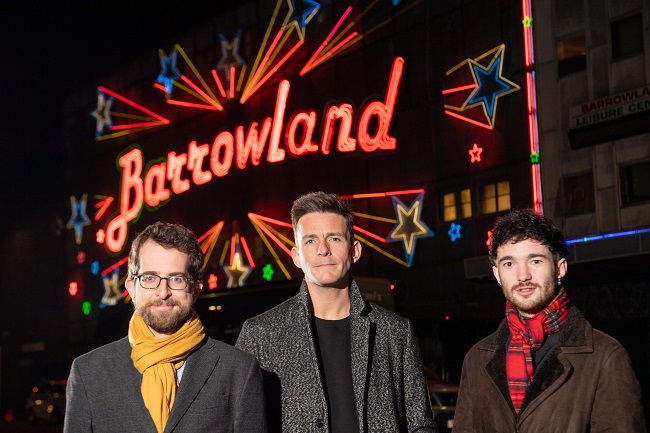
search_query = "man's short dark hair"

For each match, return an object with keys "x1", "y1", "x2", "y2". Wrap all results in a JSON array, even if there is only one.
[
  {"x1": 128, "y1": 221, "x2": 204, "y2": 282},
  {"x1": 488, "y1": 208, "x2": 568, "y2": 265},
  {"x1": 290, "y1": 192, "x2": 355, "y2": 242}
]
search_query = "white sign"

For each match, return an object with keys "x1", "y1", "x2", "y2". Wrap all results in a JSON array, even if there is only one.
[{"x1": 569, "y1": 85, "x2": 650, "y2": 129}]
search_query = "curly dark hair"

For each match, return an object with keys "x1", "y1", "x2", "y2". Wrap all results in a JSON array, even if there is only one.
[
  {"x1": 290, "y1": 191, "x2": 355, "y2": 242},
  {"x1": 488, "y1": 208, "x2": 568, "y2": 265},
  {"x1": 128, "y1": 221, "x2": 204, "y2": 282}
]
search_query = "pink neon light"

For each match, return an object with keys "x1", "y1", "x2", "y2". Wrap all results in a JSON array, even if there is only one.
[
  {"x1": 248, "y1": 214, "x2": 293, "y2": 257},
  {"x1": 243, "y1": 30, "x2": 284, "y2": 100},
  {"x1": 444, "y1": 110, "x2": 494, "y2": 130},
  {"x1": 180, "y1": 75, "x2": 222, "y2": 109},
  {"x1": 304, "y1": 32, "x2": 359, "y2": 73},
  {"x1": 248, "y1": 213, "x2": 293, "y2": 228},
  {"x1": 94, "y1": 197, "x2": 114, "y2": 221},
  {"x1": 164, "y1": 99, "x2": 221, "y2": 110},
  {"x1": 441, "y1": 83, "x2": 478, "y2": 95},
  {"x1": 98, "y1": 86, "x2": 170, "y2": 125},
  {"x1": 211, "y1": 69, "x2": 227, "y2": 98},
  {"x1": 301, "y1": 6, "x2": 353, "y2": 75},
  {"x1": 229, "y1": 235, "x2": 237, "y2": 263},
  {"x1": 230, "y1": 66, "x2": 236, "y2": 98},
  {"x1": 339, "y1": 189, "x2": 425, "y2": 199},
  {"x1": 240, "y1": 235, "x2": 255, "y2": 268},
  {"x1": 241, "y1": 41, "x2": 304, "y2": 104},
  {"x1": 354, "y1": 225, "x2": 386, "y2": 243},
  {"x1": 101, "y1": 256, "x2": 128, "y2": 276}
]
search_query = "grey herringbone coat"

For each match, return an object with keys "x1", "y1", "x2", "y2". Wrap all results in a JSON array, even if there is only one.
[{"x1": 236, "y1": 279, "x2": 437, "y2": 433}]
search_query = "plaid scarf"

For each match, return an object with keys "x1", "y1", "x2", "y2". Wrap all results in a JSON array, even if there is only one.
[{"x1": 506, "y1": 286, "x2": 570, "y2": 415}]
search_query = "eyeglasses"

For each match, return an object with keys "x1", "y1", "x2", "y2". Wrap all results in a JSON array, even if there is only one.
[{"x1": 135, "y1": 274, "x2": 191, "y2": 291}]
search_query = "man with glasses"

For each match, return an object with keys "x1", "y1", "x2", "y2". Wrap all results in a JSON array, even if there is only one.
[{"x1": 64, "y1": 222, "x2": 267, "y2": 433}]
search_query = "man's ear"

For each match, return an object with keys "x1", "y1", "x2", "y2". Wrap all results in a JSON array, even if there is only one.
[
  {"x1": 352, "y1": 240, "x2": 362, "y2": 263},
  {"x1": 492, "y1": 265, "x2": 501, "y2": 286},
  {"x1": 193, "y1": 281, "x2": 203, "y2": 301},
  {"x1": 125, "y1": 278, "x2": 135, "y2": 302},
  {"x1": 291, "y1": 246, "x2": 302, "y2": 268},
  {"x1": 556, "y1": 257, "x2": 568, "y2": 281}
]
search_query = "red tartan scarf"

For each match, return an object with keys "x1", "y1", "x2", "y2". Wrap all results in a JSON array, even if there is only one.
[{"x1": 506, "y1": 286, "x2": 570, "y2": 415}]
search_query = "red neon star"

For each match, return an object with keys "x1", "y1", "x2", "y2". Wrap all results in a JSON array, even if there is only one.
[
  {"x1": 208, "y1": 274, "x2": 218, "y2": 290},
  {"x1": 469, "y1": 143, "x2": 483, "y2": 163}
]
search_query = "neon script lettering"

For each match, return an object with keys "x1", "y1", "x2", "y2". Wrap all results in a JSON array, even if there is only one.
[{"x1": 104, "y1": 57, "x2": 405, "y2": 252}]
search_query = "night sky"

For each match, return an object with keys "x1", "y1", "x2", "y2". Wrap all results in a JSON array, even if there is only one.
[{"x1": 1, "y1": 2, "x2": 232, "y2": 224}]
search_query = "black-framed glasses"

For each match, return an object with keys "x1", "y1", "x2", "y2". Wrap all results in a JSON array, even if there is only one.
[{"x1": 135, "y1": 274, "x2": 191, "y2": 291}]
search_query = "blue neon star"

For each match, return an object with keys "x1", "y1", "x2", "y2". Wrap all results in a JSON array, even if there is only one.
[
  {"x1": 216, "y1": 30, "x2": 246, "y2": 82},
  {"x1": 468, "y1": 56, "x2": 514, "y2": 118},
  {"x1": 448, "y1": 223, "x2": 462, "y2": 242},
  {"x1": 90, "y1": 90, "x2": 113, "y2": 138},
  {"x1": 282, "y1": 0, "x2": 321, "y2": 41},
  {"x1": 99, "y1": 270, "x2": 123, "y2": 308},
  {"x1": 66, "y1": 194, "x2": 91, "y2": 245},
  {"x1": 157, "y1": 50, "x2": 181, "y2": 95},
  {"x1": 386, "y1": 193, "x2": 434, "y2": 266}
]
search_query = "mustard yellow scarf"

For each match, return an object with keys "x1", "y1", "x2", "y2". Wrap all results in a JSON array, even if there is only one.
[{"x1": 128, "y1": 310, "x2": 205, "y2": 433}]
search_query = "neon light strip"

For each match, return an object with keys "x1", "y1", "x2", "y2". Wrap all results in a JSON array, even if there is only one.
[
  {"x1": 175, "y1": 44, "x2": 221, "y2": 106},
  {"x1": 230, "y1": 66, "x2": 236, "y2": 99},
  {"x1": 248, "y1": 213, "x2": 294, "y2": 255},
  {"x1": 300, "y1": 6, "x2": 354, "y2": 75},
  {"x1": 211, "y1": 69, "x2": 228, "y2": 98},
  {"x1": 98, "y1": 86, "x2": 170, "y2": 125},
  {"x1": 242, "y1": 0, "x2": 284, "y2": 92},
  {"x1": 240, "y1": 235, "x2": 255, "y2": 268},
  {"x1": 256, "y1": 220, "x2": 295, "y2": 247},
  {"x1": 354, "y1": 225, "x2": 386, "y2": 243},
  {"x1": 444, "y1": 110, "x2": 494, "y2": 130},
  {"x1": 163, "y1": 99, "x2": 222, "y2": 110},
  {"x1": 219, "y1": 241, "x2": 230, "y2": 264},
  {"x1": 441, "y1": 84, "x2": 478, "y2": 95},
  {"x1": 354, "y1": 212, "x2": 396, "y2": 223},
  {"x1": 181, "y1": 75, "x2": 222, "y2": 109},
  {"x1": 303, "y1": 32, "x2": 359, "y2": 73},
  {"x1": 355, "y1": 235, "x2": 409, "y2": 267},
  {"x1": 229, "y1": 234, "x2": 237, "y2": 264},
  {"x1": 339, "y1": 189, "x2": 425, "y2": 199},
  {"x1": 94, "y1": 196, "x2": 114, "y2": 221},
  {"x1": 521, "y1": 0, "x2": 543, "y2": 213},
  {"x1": 101, "y1": 256, "x2": 128, "y2": 276},
  {"x1": 566, "y1": 227, "x2": 650, "y2": 245},
  {"x1": 242, "y1": 30, "x2": 284, "y2": 99},
  {"x1": 249, "y1": 218, "x2": 292, "y2": 279},
  {"x1": 248, "y1": 213, "x2": 293, "y2": 228}
]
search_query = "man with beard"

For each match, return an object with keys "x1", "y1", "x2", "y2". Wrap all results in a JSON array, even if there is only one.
[
  {"x1": 452, "y1": 208, "x2": 646, "y2": 433},
  {"x1": 64, "y1": 222, "x2": 267, "y2": 433}
]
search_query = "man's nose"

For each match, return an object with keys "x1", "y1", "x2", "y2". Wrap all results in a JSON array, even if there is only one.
[
  {"x1": 517, "y1": 266, "x2": 532, "y2": 281},
  {"x1": 156, "y1": 279, "x2": 173, "y2": 298},
  {"x1": 317, "y1": 242, "x2": 331, "y2": 256}
]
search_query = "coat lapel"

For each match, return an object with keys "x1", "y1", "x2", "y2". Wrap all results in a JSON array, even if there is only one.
[
  {"x1": 163, "y1": 339, "x2": 219, "y2": 433},
  {"x1": 349, "y1": 282, "x2": 373, "y2": 431}
]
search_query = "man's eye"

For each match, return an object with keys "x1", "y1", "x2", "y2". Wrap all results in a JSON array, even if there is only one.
[
  {"x1": 142, "y1": 275, "x2": 157, "y2": 282},
  {"x1": 169, "y1": 276, "x2": 185, "y2": 284}
]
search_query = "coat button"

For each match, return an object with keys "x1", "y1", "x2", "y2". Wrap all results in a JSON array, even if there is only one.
[{"x1": 315, "y1": 418, "x2": 323, "y2": 428}]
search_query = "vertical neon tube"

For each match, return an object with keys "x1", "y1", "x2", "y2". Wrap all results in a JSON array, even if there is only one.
[{"x1": 522, "y1": 0, "x2": 543, "y2": 214}]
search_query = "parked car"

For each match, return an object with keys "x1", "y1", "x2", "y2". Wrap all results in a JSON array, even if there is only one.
[
  {"x1": 25, "y1": 379, "x2": 67, "y2": 424},
  {"x1": 427, "y1": 381, "x2": 459, "y2": 433}
]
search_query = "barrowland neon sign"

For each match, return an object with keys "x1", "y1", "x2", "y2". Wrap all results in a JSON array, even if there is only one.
[{"x1": 104, "y1": 56, "x2": 405, "y2": 253}]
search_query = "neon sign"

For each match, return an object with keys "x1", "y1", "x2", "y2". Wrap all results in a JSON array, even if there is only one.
[{"x1": 104, "y1": 57, "x2": 405, "y2": 253}]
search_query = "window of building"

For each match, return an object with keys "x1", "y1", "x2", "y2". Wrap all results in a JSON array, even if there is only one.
[
  {"x1": 442, "y1": 188, "x2": 472, "y2": 222},
  {"x1": 442, "y1": 193, "x2": 456, "y2": 222},
  {"x1": 620, "y1": 161, "x2": 650, "y2": 205},
  {"x1": 557, "y1": 32, "x2": 586, "y2": 77},
  {"x1": 562, "y1": 173, "x2": 595, "y2": 216},
  {"x1": 480, "y1": 181, "x2": 510, "y2": 215},
  {"x1": 611, "y1": 13, "x2": 644, "y2": 60}
]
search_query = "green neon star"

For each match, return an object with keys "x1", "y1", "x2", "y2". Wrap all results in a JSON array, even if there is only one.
[
  {"x1": 530, "y1": 152, "x2": 540, "y2": 163},
  {"x1": 262, "y1": 264, "x2": 274, "y2": 281}
]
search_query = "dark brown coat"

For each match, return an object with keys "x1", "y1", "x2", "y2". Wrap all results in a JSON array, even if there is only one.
[{"x1": 452, "y1": 307, "x2": 646, "y2": 433}]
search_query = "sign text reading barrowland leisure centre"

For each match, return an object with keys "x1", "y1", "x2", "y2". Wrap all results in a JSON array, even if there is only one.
[
  {"x1": 569, "y1": 84, "x2": 650, "y2": 129},
  {"x1": 103, "y1": 57, "x2": 405, "y2": 253}
]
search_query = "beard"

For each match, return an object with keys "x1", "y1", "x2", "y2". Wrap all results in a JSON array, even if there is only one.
[
  {"x1": 135, "y1": 298, "x2": 192, "y2": 335},
  {"x1": 504, "y1": 278, "x2": 558, "y2": 316}
]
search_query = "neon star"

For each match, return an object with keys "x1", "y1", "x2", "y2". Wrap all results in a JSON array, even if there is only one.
[
  {"x1": 262, "y1": 264, "x2": 274, "y2": 281},
  {"x1": 76, "y1": 251, "x2": 86, "y2": 265},
  {"x1": 448, "y1": 223, "x2": 462, "y2": 242},
  {"x1": 386, "y1": 193, "x2": 434, "y2": 266},
  {"x1": 90, "y1": 91, "x2": 113, "y2": 137},
  {"x1": 522, "y1": 16, "x2": 532, "y2": 27},
  {"x1": 467, "y1": 53, "x2": 518, "y2": 121},
  {"x1": 216, "y1": 30, "x2": 246, "y2": 80},
  {"x1": 221, "y1": 251, "x2": 252, "y2": 288},
  {"x1": 67, "y1": 194, "x2": 91, "y2": 245},
  {"x1": 282, "y1": 0, "x2": 321, "y2": 41},
  {"x1": 469, "y1": 143, "x2": 483, "y2": 163},
  {"x1": 157, "y1": 50, "x2": 182, "y2": 96},
  {"x1": 100, "y1": 271, "x2": 123, "y2": 308},
  {"x1": 530, "y1": 152, "x2": 540, "y2": 163}
]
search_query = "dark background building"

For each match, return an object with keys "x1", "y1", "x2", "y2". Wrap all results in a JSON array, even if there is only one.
[{"x1": 1, "y1": 0, "x2": 648, "y2": 427}]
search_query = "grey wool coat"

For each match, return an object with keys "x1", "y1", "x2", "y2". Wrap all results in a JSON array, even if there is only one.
[
  {"x1": 452, "y1": 307, "x2": 647, "y2": 433},
  {"x1": 64, "y1": 336, "x2": 268, "y2": 433},
  {"x1": 236, "y1": 279, "x2": 437, "y2": 433}
]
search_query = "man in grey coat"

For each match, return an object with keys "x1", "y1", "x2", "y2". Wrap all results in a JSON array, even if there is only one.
[
  {"x1": 236, "y1": 191, "x2": 437, "y2": 432},
  {"x1": 64, "y1": 222, "x2": 267, "y2": 433}
]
